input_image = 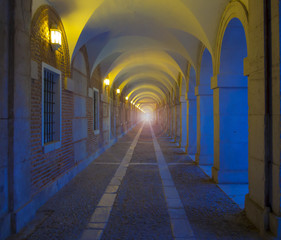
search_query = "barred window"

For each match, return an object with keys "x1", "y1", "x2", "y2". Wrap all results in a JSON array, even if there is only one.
[
  {"x1": 42, "y1": 63, "x2": 61, "y2": 152},
  {"x1": 93, "y1": 88, "x2": 99, "y2": 132},
  {"x1": 43, "y1": 69, "x2": 56, "y2": 143}
]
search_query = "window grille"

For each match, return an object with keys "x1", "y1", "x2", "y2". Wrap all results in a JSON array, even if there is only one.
[
  {"x1": 93, "y1": 89, "x2": 99, "y2": 131},
  {"x1": 44, "y1": 69, "x2": 56, "y2": 144}
]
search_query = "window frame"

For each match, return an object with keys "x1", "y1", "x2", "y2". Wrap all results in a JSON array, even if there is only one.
[{"x1": 41, "y1": 62, "x2": 62, "y2": 153}]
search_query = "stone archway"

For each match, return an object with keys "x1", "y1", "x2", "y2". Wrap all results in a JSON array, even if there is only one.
[{"x1": 212, "y1": 17, "x2": 248, "y2": 208}]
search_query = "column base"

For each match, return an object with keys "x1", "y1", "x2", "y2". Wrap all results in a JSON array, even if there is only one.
[
  {"x1": 212, "y1": 167, "x2": 248, "y2": 183},
  {"x1": 245, "y1": 194, "x2": 268, "y2": 234},
  {"x1": 245, "y1": 194, "x2": 281, "y2": 237},
  {"x1": 195, "y1": 153, "x2": 213, "y2": 165},
  {"x1": 270, "y1": 212, "x2": 281, "y2": 237}
]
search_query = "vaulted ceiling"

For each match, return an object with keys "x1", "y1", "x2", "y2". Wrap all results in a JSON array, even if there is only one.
[{"x1": 32, "y1": 0, "x2": 248, "y2": 113}]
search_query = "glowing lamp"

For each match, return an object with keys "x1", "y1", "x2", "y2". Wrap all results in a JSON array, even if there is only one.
[
  {"x1": 116, "y1": 88, "x2": 120, "y2": 94},
  {"x1": 50, "y1": 26, "x2": 62, "y2": 50},
  {"x1": 125, "y1": 96, "x2": 129, "y2": 100},
  {"x1": 104, "y1": 78, "x2": 110, "y2": 86}
]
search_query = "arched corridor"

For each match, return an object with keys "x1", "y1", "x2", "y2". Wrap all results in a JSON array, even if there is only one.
[{"x1": 1, "y1": 0, "x2": 281, "y2": 239}]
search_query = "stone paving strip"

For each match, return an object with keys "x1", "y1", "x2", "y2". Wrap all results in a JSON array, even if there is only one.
[
  {"x1": 80, "y1": 123, "x2": 144, "y2": 240},
  {"x1": 101, "y1": 123, "x2": 173, "y2": 239},
  {"x1": 150, "y1": 123, "x2": 195, "y2": 240}
]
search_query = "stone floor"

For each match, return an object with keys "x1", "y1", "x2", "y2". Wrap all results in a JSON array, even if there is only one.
[{"x1": 9, "y1": 122, "x2": 273, "y2": 240}]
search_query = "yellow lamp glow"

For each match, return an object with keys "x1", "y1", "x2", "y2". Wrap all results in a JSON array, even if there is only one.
[
  {"x1": 116, "y1": 88, "x2": 120, "y2": 94},
  {"x1": 104, "y1": 78, "x2": 110, "y2": 86},
  {"x1": 50, "y1": 26, "x2": 62, "y2": 50},
  {"x1": 125, "y1": 96, "x2": 129, "y2": 100}
]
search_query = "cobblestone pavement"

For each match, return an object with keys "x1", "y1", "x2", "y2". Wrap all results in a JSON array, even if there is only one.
[
  {"x1": 9, "y1": 125, "x2": 142, "y2": 240},
  {"x1": 10, "y1": 122, "x2": 270, "y2": 240},
  {"x1": 156, "y1": 128, "x2": 264, "y2": 240}
]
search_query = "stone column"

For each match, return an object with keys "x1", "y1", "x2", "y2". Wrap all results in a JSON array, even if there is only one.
[
  {"x1": 270, "y1": 0, "x2": 281, "y2": 234},
  {"x1": 245, "y1": 0, "x2": 281, "y2": 235},
  {"x1": 175, "y1": 103, "x2": 181, "y2": 143},
  {"x1": 195, "y1": 85, "x2": 214, "y2": 165},
  {"x1": 0, "y1": 1, "x2": 10, "y2": 238},
  {"x1": 185, "y1": 93, "x2": 197, "y2": 156},
  {"x1": 179, "y1": 96, "x2": 187, "y2": 148},
  {"x1": 169, "y1": 104, "x2": 174, "y2": 137},
  {"x1": 171, "y1": 104, "x2": 176, "y2": 139},
  {"x1": 1, "y1": 0, "x2": 32, "y2": 236},
  {"x1": 172, "y1": 104, "x2": 177, "y2": 141}
]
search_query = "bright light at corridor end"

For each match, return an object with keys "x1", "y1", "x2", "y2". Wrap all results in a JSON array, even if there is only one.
[{"x1": 142, "y1": 113, "x2": 152, "y2": 122}]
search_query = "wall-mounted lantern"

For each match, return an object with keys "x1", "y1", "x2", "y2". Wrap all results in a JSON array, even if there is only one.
[
  {"x1": 104, "y1": 78, "x2": 110, "y2": 86},
  {"x1": 125, "y1": 96, "x2": 129, "y2": 101},
  {"x1": 116, "y1": 88, "x2": 120, "y2": 94},
  {"x1": 50, "y1": 25, "x2": 62, "y2": 51}
]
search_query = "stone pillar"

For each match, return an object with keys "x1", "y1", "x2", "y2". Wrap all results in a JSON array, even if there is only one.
[
  {"x1": 171, "y1": 104, "x2": 176, "y2": 139},
  {"x1": 212, "y1": 76, "x2": 248, "y2": 183},
  {"x1": 179, "y1": 96, "x2": 187, "y2": 148},
  {"x1": 172, "y1": 104, "x2": 177, "y2": 141},
  {"x1": 0, "y1": 1, "x2": 10, "y2": 238},
  {"x1": 175, "y1": 103, "x2": 181, "y2": 143},
  {"x1": 0, "y1": 0, "x2": 32, "y2": 237},
  {"x1": 245, "y1": 0, "x2": 281, "y2": 236},
  {"x1": 270, "y1": 0, "x2": 281, "y2": 235},
  {"x1": 169, "y1": 104, "x2": 174, "y2": 137},
  {"x1": 185, "y1": 93, "x2": 197, "y2": 155},
  {"x1": 195, "y1": 85, "x2": 214, "y2": 165}
]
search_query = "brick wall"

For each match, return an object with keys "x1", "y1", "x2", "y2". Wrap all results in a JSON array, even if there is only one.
[
  {"x1": 29, "y1": 3, "x2": 138, "y2": 201},
  {"x1": 30, "y1": 6, "x2": 74, "y2": 194}
]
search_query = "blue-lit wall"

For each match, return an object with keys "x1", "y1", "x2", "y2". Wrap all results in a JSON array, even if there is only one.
[{"x1": 216, "y1": 18, "x2": 248, "y2": 183}]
